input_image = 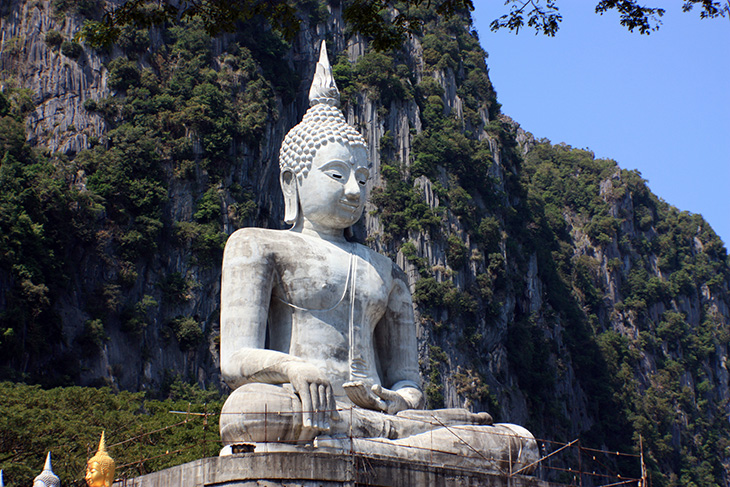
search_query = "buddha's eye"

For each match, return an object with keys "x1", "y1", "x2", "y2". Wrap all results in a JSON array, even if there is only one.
[
  {"x1": 355, "y1": 169, "x2": 369, "y2": 185},
  {"x1": 320, "y1": 160, "x2": 350, "y2": 182},
  {"x1": 324, "y1": 170, "x2": 345, "y2": 181}
]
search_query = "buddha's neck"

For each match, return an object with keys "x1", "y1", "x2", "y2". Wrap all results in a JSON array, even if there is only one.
[{"x1": 298, "y1": 219, "x2": 348, "y2": 244}]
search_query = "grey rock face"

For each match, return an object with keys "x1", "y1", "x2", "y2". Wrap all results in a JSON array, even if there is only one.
[{"x1": 1, "y1": 0, "x2": 107, "y2": 154}]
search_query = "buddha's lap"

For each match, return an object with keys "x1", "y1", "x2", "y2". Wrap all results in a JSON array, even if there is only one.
[{"x1": 220, "y1": 383, "x2": 537, "y2": 451}]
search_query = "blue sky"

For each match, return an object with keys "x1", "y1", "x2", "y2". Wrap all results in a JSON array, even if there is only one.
[{"x1": 470, "y1": 2, "x2": 730, "y2": 248}]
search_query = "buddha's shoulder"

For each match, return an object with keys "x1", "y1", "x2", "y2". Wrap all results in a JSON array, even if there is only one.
[
  {"x1": 354, "y1": 243, "x2": 408, "y2": 283},
  {"x1": 226, "y1": 227, "x2": 296, "y2": 252},
  {"x1": 226, "y1": 227, "x2": 285, "y2": 242},
  {"x1": 225, "y1": 228, "x2": 335, "y2": 254}
]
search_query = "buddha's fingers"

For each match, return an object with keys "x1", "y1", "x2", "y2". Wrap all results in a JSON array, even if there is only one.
[
  {"x1": 318, "y1": 384, "x2": 329, "y2": 429},
  {"x1": 310, "y1": 383, "x2": 321, "y2": 428},
  {"x1": 344, "y1": 381, "x2": 386, "y2": 411},
  {"x1": 372, "y1": 384, "x2": 409, "y2": 414},
  {"x1": 294, "y1": 379, "x2": 315, "y2": 428},
  {"x1": 326, "y1": 384, "x2": 340, "y2": 421}
]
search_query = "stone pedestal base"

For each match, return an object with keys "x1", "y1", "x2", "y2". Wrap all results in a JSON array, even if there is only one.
[{"x1": 113, "y1": 450, "x2": 552, "y2": 487}]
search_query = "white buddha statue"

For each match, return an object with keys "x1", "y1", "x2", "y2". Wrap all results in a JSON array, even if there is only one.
[{"x1": 219, "y1": 41, "x2": 538, "y2": 474}]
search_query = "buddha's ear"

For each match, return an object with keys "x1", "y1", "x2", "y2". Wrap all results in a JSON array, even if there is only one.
[{"x1": 280, "y1": 168, "x2": 299, "y2": 225}]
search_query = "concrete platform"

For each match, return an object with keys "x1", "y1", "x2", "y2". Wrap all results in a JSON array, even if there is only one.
[{"x1": 113, "y1": 450, "x2": 554, "y2": 487}]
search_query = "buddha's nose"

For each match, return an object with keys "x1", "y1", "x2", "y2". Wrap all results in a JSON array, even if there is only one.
[{"x1": 344, "y1": 175, "x2": 360, "y2": 200}]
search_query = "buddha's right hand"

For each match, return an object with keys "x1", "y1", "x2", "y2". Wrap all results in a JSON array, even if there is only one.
[{"x1": 285, "y1": 361, "x2": 338, "y2": 433}]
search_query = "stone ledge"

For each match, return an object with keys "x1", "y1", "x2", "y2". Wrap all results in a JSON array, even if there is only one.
[{"x1": 113, "y1": 451, "x2": 554, "y2": 487}]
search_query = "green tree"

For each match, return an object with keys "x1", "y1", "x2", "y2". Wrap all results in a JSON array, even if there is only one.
[
  {"x1": 0, "y1": 382, "x2": 223, "y2": 486},
  {"x1": 77, "y1": 0, "x2": 727, "y2": 51}
]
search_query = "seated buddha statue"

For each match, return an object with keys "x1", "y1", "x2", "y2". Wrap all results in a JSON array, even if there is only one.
[{"x1": 219, "y1": 41, "x2": 538, "y2": 474}]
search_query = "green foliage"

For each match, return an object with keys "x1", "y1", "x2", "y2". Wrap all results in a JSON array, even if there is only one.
[
  {"x1": 400, "y1": 241, "x2": 428, "y2": 275},
  {"x1": 452, "y1": 367, "x2": 499, "y2": 413},
  {"x1": 332, "y1": 54, "x2": 357, "y2": 103},
  {"x1": 411, "y1": 121, "x2": 496, "y2": 200},
  {"x1": 45, "y1": 30, "x2": 64, "y2": 49},
  {"x1": 168, "y1": 316, "x2": 204, "y2": 351},
  {"x1": 0, "y1": 381, "x2": 223, "y2": 486},
  {"x1": 477, "y1": 216, "x2": 501, "y2": 252},
  {"x1": 413, "y1": 277, "x2": 446, "y2": 306},
  {"x1": 60, "y1": 40, "x2": 84, "y2": 58},
  {"x1": 107, "y1": 57, "x2": 140, "y2": 91},
  {"x1": 421, "y1": 32, "x2": 459, "y2": 70},
  {"x1": 68, "y1": 19, "x2": 284, "y2": 282},
  {"x1": 585, "y1": 214, "x2": 620, "y2": 244},
  {"x1": 121, "y1": 295, "x2": 157, "y2": 335},
  {"x1": 227, "y1": 190, "x2": 257, "y2": 229},
  {"x1": 424, "y1": 345, "x2": 448, "y2": 408},
  {"x1": 77, "y1": 318, "x2": 107, "y2": 354},
  {"x1": 117, "y1": 24, "x2": 150, "y2": 54},
  {"x1": 353, "y1": 50, "x2": 413, "y2": 106},
  {"x1": 0, "y1": 4, "x2": 727, "y2": 486},
  {"x1": 76, "y1": 0, "x2": 303, "y2": 50},
  {"x1": 0, "y1": 93, "x2": 9, "y2": 118},
  {"x1": 414, "y1": 276, "x2": 476, "y2": 318},
  {"x1": 174, "y1": 221, "x2": 226, "y2": 267},
  {"x1": 51, "y1": 0, "x2": 101, "y2": 18},
  {"x1": 160, "y1": 272, "x2": 191, "y2": 303},
  {"x1": 194, "y1": 187, "x2": 222, "y2": 223},
  {"x1": 571, "y1": 255, "x2": 601, "y2": 311},
  {"x1": 370, "y1": 162, "x2": 441, "y2": 241},
  {"x1": 445, "y1": 233, "x2": 468, "y2": 269}
]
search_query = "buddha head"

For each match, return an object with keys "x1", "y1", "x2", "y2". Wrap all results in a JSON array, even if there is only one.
[
  {"x1": 279, "y1": 41, "x2": 370, "y2": 230},
  {"x1": 86, "y1": 432, "x2": 115, "y2": 487},
  {"x1": 33, "y1": 452, "x2": 60, "y2": 487}
]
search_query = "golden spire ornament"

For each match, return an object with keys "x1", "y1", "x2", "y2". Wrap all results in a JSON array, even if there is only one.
[{"x1": 85, "y1": 432, "x2": 116, "y2": 487}]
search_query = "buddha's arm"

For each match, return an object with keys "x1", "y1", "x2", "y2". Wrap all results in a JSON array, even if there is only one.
[
  {"x1": 220, "y1": 230, "x2": 276, "y2": 387},
  {"x1": 370, "y1": 273, "x2": 425, "y2": 413},
  {"x1": 220, "y1": 230, "x2": 336, "y2": 430}
]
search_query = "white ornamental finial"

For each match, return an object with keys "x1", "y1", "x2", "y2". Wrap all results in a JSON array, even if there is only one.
[
  {"x1": 308, "y1": 40, "x2": 340, "y2": 107},
  {"x1": 33, "y1": 452, "x2": 60, "y2": 487}
]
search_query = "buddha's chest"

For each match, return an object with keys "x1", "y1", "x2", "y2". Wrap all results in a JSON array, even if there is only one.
[{"x1": 273, "y1": 247, "x2": 391, "y2": 321}]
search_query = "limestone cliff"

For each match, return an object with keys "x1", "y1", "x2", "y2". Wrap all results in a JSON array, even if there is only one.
[{"x1": 1, "y1": 1, "x2": 728, "y2": 484}]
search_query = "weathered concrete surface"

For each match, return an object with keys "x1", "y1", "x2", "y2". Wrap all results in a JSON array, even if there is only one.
[{"x1": 113, "y1": 451, "x2": 552, "y2": 487}]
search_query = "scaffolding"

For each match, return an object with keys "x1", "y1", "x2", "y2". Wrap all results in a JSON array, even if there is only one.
[{"x1": 108, "y1": 406, "x2": 647, "y2": 487}]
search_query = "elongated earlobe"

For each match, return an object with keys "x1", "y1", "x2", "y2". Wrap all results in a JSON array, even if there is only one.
[{"x1": 280, "y1": 169, "x2": 299, "y2": 225}]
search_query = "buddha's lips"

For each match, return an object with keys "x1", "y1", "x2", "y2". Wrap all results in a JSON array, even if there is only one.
[{"x1": 340, "y1": 200, "x2": 361, "y2": 210}]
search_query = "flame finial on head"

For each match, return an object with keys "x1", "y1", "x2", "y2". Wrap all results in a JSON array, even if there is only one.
[
  {"x1": 308, "y1": 40, "x2": 340, "y2": 107},
  {"x1": 98, "y1": 431, "x2": 107, "y2": 454}
]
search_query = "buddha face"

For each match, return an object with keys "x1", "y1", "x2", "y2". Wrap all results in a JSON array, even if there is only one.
[
  {"x1": 297, "y1": 141, "x2": 369, "y2": 230},
  {"x1": 85, "y1": 461, "x2": 106, "y2": 487}
]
